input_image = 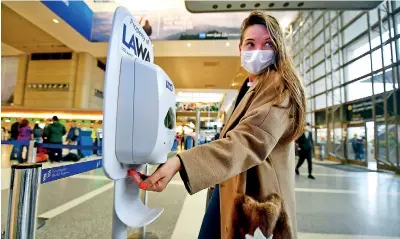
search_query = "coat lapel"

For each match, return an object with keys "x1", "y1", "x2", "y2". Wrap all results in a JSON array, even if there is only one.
[{"x1": 221, "y1": 83, "x2": 257, "y2": 138}]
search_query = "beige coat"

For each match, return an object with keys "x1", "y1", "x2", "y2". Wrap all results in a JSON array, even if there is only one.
[{"x1": 178, "y1": 70, "x2": 297, "y2": 239}]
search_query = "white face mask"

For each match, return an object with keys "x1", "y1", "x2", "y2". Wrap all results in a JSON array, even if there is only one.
[{"x1": 241, "y1": 50, "x2": 275, "y2": 75}]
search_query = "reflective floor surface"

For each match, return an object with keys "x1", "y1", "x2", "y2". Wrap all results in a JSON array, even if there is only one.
[{"x1": 1, "y1": 144, "x2": 400, "y2": 238}]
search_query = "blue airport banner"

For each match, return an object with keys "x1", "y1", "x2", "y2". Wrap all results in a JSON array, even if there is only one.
[
  {"x1": 41, "y1": 0, "x2": 93, "y2": 41},
  {"x1": 41, "y1": 159, "x2": 102, "y2": 184}
]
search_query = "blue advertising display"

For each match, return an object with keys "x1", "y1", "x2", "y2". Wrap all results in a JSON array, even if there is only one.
[
  {"x1": 41, "y1": 0, "x2": 93, "y2": 41},
  {"x1": 41, "y1": 159, "x2": 102, "y2": 184}
]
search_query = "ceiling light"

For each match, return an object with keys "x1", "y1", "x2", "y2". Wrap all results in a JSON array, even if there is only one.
[
  {"x1": 225, "y1": 42, "x2": 230, "y2": 47},
  {"x1": 152, "y1": 44, "x2": 154, "y2": 48},
  {"x1": 231, "y1": 83, "x2": 236, "y2": 87},
  {"x1": 53, "y1": 19, "x2": 59, "y2": 24},
  {"x1": 186, "y1": 42, "x2": 191, "y2": 47}
]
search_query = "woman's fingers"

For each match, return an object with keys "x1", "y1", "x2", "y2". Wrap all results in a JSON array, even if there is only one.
[
  {"x1": 141, "y1": 168, "x2": 165, "y2": 191},
  {"x1": 128, "y1": 170, "x2": 143, "y2": 185}
]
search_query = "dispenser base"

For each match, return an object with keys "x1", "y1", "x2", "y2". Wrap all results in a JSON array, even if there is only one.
[{"x1": 127, "y1": 231, "x2": 159, "y2": 239}]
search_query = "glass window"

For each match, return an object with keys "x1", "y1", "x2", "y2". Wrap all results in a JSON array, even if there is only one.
[
  {"x1": 313, "y1": 62, "x2": 326, "y2": 80},
  {"x1": 395, "y1": 0, "x2": 400, "y2": 10},
  {"x1": 369, "y1": 9, "x2": 379, "y2": 27},
  {"x1": 376, "y1": 124, "x2": 387, "y2": 163},
  {"x1": 314, "y1": 78, "x2": 326, "y2": 95},
  {"x1": 313, "y1": 47, "x2": 325, "y2": 65},
  {"x1": 342, "y1": 11, "x2": 363, "y2": 26},
  {"x1": 388, "y1": 123, "x2": 398, "y2": 165},
  {"x1": 372, "y1": 49, "x2": 383, "y2": 71},
  {"x1": 345, "y1": 54, "x2": 371, "y2": 82},
  {"x1": 327, "y1": 91, "x2": 333, "y2": 107},
  {"x1": 326, "y1": 75, "x2": 333, "y2": 90},
  {"x1": 325, "y1": 42, "x2": 330, "y2": 57},
  {"x1": 314, "y1": 18, "x2": 324, "y2": 36},
  {"x1": 306, "y1": 113, "x2": 312, "y2": 125},
  {"x1": 313, "y1": 32, "x2": 324, "y2": 50},
  {"x1": 346, "y1": 77, "x2": 374, "y2": 101},
  {"x1": 307, "y1": 85, "x2": 313, "y2": 98},
  {"x1": 343, "y1": 15, "x2": 368, "y2": 45},
  {"x1": 373, "y1": 71, "x2": 386, "y2": 95},
  {"x1": 326, "y1": 63, "x2": 332, "y2": 80},
  {"x1": 333, "y1": 127, "x2": 345, "y2": 158},
  {"x1": 333, "y1": 88, "x2": 343, "y2": 105},
  {"x1": 343, "y1": 35, "x2": 369, "y2": 64},
  {"x1": 307, "y1": 99, "x2": 313, "y2": 112},
  {"x1": 303, "y1": 71, "x2": 311, "y2": 85},
  {"x1": 332, "y1": 53, "x2": 340, "y2": 71},
  {"x1": 324, "y1": 12, "x2": 330, "y2": 24},
  {"x1": 330, "y1": 11, "x2": 337, "y2": 20},
  {"x1": 383, "y1": 43, "x2": 394, "y2": 67},
  {"x1": 313, "y1": 11, "x2": 324, "y2": 21},
  {"x1": 315, "y1": 94, "x2": 327, "y2": 110},
  {"x1": 332, "y1": 70, "x2": 342, "y2": 87}
]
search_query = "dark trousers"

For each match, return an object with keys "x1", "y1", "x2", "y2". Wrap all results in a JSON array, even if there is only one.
[
  {"x1": 17, "y1": 145, "x2": 28, "y2": 163},
  {"x1": 198, "y1": 185, "x2": 220, "y2": 239},
  {"x1": 296, "y1": 149, "x2": 313, "y2": 175},
  {"x1": 49, "y1": 142, "x2": 63, "y2": 162}
]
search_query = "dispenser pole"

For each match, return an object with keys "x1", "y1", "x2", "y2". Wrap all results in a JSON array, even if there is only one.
[{"x1": 112, "y1": 183, "x2": 127, "y2": 239}]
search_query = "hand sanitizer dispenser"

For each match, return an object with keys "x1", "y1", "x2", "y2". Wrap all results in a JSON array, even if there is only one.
[{"x1": 102, "y1": 7, "x2": 176, "y2": 238}]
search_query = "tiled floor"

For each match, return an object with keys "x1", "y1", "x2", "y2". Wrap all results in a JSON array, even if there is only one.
[{"x1": 1, "y1": 144, "x2": 400, "y2": 238}]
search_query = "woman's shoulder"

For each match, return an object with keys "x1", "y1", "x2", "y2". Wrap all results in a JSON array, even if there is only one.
[{"x1": 255, "y1": 70, "x2": 290, "y2": 106}]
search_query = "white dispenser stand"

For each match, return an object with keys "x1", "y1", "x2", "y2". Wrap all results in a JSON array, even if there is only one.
[{"x1": 103, "y1": 7, "x2": 176, "y2": 239}]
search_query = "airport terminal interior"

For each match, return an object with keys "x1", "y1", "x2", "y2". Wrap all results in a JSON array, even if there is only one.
[{"x1": 1, "y1": 0, "x2": 400, "y2": 238}]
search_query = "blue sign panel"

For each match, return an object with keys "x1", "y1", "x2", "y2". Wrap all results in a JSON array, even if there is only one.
[
  {"x1": 41, "y1": 0, "x2": 93, "y2": 41},
  {"x1": 41, "y1": 159, "x2": 102, "y2": 184}
]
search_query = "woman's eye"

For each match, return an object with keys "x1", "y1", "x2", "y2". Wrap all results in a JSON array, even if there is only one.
[
  {"x1": 247, "y1": 42, "x2": 254, "y2": 47},
  {"x1": 265, "y1": 42, "x2": 271, "y2": 47}
]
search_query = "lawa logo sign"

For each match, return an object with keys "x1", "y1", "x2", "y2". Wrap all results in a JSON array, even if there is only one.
[{"x1": 121, "y1": 17, "x2": 152, "y2": 62}]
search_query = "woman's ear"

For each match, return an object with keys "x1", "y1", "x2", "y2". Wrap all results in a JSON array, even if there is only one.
[{"x1": 239, "y1": 44, "x2": 242, "y2": 56}]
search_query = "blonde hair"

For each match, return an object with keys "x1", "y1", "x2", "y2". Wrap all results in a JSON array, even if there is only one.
[{"x1": 240, "y1": 12, "x2": 306, "y2": 141}]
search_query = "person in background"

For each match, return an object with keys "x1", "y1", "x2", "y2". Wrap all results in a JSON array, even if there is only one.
[
  {"x1": 33, "y1": 124, "x2": 43, "y2": 143},
  {"x1": 66, "y1": 122, "x2": 80, "y2": 144},
  {"x1": 357, "y1": 136, "x2": 365, "y2": 160},
  {"x1": 175, "y1": 133, "x2": 180, "y2": 149},
  {"x1": 213, "y1": 129, "x2": 221, "y2": 141},
  {"x1": 351, "y1": 134, "x2": 360, "y2": 160},
  {"x1": 42, "y1": 119, "x2": 52, "y2": 143},
  {"x1": 45, "y1": 116, "x2": 66, "y2": 162},
  {"x1": 295, "y1": 122, "x2": 315, "y2": 179},
  {"x1": 181, "y1": 133, "x2": 186, "y2": 150},
  {"x1": 17, "y1": 119, "x2": 33, "y2": 163},
  {"x1": 1, "y1": 127, "x2": 6, "y2": 141},
  {"x1": 9, "y1": 118, "x2": 21, "y2": 160}
]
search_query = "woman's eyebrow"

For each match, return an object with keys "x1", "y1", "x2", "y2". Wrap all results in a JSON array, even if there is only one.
[{"x1": 245, "y1": 38, "x2": 255, "y2": 41}]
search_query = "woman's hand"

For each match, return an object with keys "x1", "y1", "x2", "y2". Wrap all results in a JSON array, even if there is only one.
[{"x1": 130, "y1": 156, "x2": 182, "y2": 192}]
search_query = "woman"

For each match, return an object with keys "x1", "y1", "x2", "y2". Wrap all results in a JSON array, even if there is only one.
[
  {"x1": 33, "y1": 124, "x2": 43, "y2": 143},
  {"x1": 132, "y1": 12, "x2": 305, "y2": 239},
  {"x1": 17, "y1": 119, "x2": 33, "y2": 163}
]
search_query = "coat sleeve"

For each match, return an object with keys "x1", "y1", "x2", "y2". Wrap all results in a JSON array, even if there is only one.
[{"x1": 177, "y1": 96, "x2": 292, "y2": 195}]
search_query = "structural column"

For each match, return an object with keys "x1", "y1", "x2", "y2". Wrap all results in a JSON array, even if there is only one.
[
  {"x1": 73, "y1": 52, "x2": 94, "y2": 109},
  {"x1": 13, "y1": 54, "x2": 29, "y2": 106}
]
